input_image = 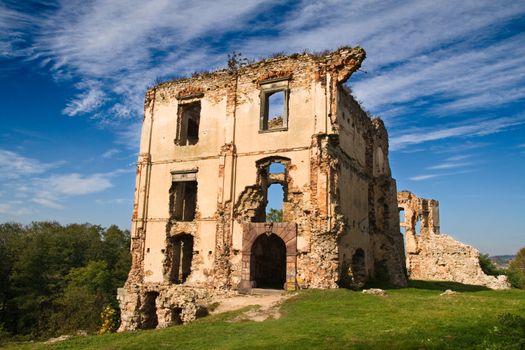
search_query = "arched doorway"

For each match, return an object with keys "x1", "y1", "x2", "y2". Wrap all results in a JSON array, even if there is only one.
[{"x1": 250, "y1": 233, "x2": 286, "y2": 289}]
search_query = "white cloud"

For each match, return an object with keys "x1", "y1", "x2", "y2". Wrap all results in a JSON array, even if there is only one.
[
  {"x1": 0, "y1": 202, "x2": 32, "y2": 216},
  {"x1": 40, "y1": 173, "x2": 112, "y2": 195},
  {"x1": 409, "y1": 169, "x2": 473, "y2": 181},
  {"x1": 63, "y1": 82, "x2": 106, "y2": 116},
  {"x1": 0, "y1": 149, "x2": 127, "y2": 214},
  {"x1": 428, "y1": 162, "x2": 471, "y2": 170},
  {"x1": 409, "y1": 174, "x2": 439, "y2": 181},
  {"x1": 32, "y1": 197, "x2": 63, "y2": 209},
  {"x1": 95, "y1": 198, "x2": 129, "y2": 205},
  {"x1": 390, "y1": 115, "x2": 525, "y2": 150},
  {"x1": 0, "y1": 149, "x2": 61, "y2": 179},
  {"x1": 427, "y1": 155, "x2": 473, "y2": 170},
  {"x1": 101, "y1": 148, "x2": 120, "y2": 159}
]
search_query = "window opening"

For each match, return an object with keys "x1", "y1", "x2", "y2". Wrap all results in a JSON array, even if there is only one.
[
  {"x1": 176, "y1": 101, "x2": 200, "y2": 145},
  {"x1": 269, "y1": 162, "x2": 285, "y2": 173},
  {"x1": 415, "y1": 219, "x2": 421, "y2": 236},
  {"x1": 169, "y1": 234, "x2": 194, "y2": 284},
  {"x1": 171, "y1": 308, "x2": 183, "y2": 325},
  {"x1": 260, "y1": 81, "x2": 288, "y2": 132},
  {"x1": 169, "y1": 181, "x2": 197, "y2": 221},
  {"x1": 399, "y1": 208, "x2": 405, "y2": 223},
  {"x1": 141, "y1": 292, "x2": 159, "y2": 329},
  {"x1": 266, "y1": 91, "x2": 285, "y2": 129},
  {"x1": 266, "y1": 183, "x2": 284, "y2": 222}
]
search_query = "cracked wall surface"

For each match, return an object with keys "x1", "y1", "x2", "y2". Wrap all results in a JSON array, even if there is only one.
[
  {"x1": 118, "y1": 47, "x2": 408, "y2": 331},
  {"x1": 398, "y1": 191, "x2": 510, "y2": 290}
]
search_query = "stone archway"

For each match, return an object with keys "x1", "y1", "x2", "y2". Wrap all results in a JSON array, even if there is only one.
[
  {"x1": 238, "y1": 222, "x2": 297, "y2": 293},
  {"x1": 250, "y1": 233, "x2": 286, "y2": 288}
]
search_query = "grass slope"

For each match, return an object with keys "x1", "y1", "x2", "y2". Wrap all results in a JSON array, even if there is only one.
[{"x1": 3, "y1": 281, "x2": 525, "y2": 350}]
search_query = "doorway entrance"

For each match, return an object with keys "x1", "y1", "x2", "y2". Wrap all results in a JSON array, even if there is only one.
[{"x1": 250, "y1": 233, "x2": 286, "y2": 289}]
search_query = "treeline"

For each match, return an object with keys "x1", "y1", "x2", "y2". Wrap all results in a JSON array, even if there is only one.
[
  {"x1": 480, "y1": 248, "x2": 525, "y2": 288},
  {"x1": 0, "y1": 222, "x2": 131, "y2": 340}
]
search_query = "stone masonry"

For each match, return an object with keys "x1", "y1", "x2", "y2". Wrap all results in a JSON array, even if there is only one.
[
  {"x1": 118, "y1": 47, "x2": 408, "y2": 331},
  {"x1": 397, "y1": 191, "x2": 510, "y2": 290}
]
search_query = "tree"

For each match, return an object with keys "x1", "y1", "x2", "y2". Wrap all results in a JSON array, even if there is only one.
[
  {"x1": 1, "y1": 221, "x2": 131, "y2": 338},
  {"x1": 50, "y1": 261, "x2": 112, "y2": 334},
  {"x1": 508, "y1": 247, "x2": 525, "y2": 289},
  {"x1": 0, "y1": 223, "x2": 23, "y2": 336},
  {"x1": 267, "y1": 209, "x2": 283, "y2": 222}
]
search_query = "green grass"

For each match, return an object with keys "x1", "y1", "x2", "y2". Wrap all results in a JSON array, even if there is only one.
[{"x1": 3, "y1": 281, "x2": 525, "y2": 350}]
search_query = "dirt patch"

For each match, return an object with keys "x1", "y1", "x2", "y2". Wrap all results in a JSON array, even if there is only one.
[{"x1": 209, "y1": 291, "x2": 296, "y2": 322}]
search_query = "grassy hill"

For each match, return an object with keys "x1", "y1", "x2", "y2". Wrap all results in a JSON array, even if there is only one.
[{"x1": 3, "y1": 281, "x2": 525, "y2": 350}]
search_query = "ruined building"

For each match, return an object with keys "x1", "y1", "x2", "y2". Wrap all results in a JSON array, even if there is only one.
[
  {"x1": 118, "y1": 47, "x2": 408, "y2": 331},
  {"x1": 398, "y1": 191, "x2": 510, "y2": 290}
]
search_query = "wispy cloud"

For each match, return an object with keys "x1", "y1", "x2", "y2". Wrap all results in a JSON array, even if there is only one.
[
  {"x1": 410, "y1": 169, "x2": 473, "y2": 181},
  {"x1": 0, "y1": 149, "x2": 62, "y2": 179},
  {"x1": 63, "y1": 83, "x2": 106, "y2": 116},
  {"x1": 0, "y1": 149, "x2": 129, "y2": 215},
  {"x1": 0, "y1": 202, "x2": 32, "y2": 216},
  {"x1": 428, "y1": 162, "x2": 471, "y2": 170},
  {"x1": 95, "y1": 198, "x2": 129, "y2": 205},
  {"x1": 101, "y1": 148, "x2": 120, "y2": 159},
  {"x1": 429, "y1": 141, "x2": 491, "y2": 154},
  {"x1": 390, "y1": 115, "x2": 525, "y2": 151},
  {"x1": 427, "y1": 155, "x2": 473, "y2": 170},
  {"x1": 38, "y1": 173, "x2": 113, "y2": 195},
  {"x1": 1, "y1": 0, "x2": 524, "y2": 151}
]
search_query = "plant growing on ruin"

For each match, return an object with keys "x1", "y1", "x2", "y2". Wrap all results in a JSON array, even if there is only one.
[{"x1": 227, "y1": 51, "x2": 251, "y2": 72}]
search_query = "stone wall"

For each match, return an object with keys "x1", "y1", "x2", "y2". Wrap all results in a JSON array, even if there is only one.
[{"x1": 398, "y1": 191, "x2": 510, "y2": 290}]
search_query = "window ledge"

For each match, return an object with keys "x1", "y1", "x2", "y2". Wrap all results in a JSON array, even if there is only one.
[
  {"x1": 174, "y1": 139, "x2": 199, "y2": 146},
  {"x1": 258, "y1": 127, "x2": 288, "y2": 134}
]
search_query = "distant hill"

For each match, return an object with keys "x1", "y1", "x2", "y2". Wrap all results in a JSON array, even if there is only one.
[{"x1": 490, "y1": 255, "x2": 515, "y2": 268}]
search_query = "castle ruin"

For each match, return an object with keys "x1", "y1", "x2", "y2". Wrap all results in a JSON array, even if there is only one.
[{"x1": 117, "y1": 47, "x2": 409, "y2": 331}]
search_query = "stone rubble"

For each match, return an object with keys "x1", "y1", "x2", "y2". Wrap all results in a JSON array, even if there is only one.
[{"x1": 398, "y1": 191, "x2": 510, "y2": 290}]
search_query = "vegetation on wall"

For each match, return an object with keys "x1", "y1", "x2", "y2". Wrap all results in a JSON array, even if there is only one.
[{"x1": 0, "y1": 222, "x2": 130, "y2": 340}]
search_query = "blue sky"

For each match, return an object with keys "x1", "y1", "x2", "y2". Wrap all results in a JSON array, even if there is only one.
[{"x1": 0, "y1": 0, "x2": 524, "y2": 255}]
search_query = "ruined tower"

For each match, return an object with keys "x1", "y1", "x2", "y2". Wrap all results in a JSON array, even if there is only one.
[{"x1": 118, "y1": 47, "x2": 407, "y2": 331}]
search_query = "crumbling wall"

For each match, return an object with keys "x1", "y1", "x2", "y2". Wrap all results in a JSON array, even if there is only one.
[
  {"x1": 117, "y1": 284, "x2": 213, "y2": 332},
  {"x1": 335, "y1": 86, "x2": 407, "y2": 287},
  {"x1": 398, "y1": 191, "x2": 510, "y2": 289}
]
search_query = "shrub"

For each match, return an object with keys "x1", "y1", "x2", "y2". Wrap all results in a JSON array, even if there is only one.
[
  {"x1": 99, "y1": 305, "x2": 118, "y2": 335},
  {"x1": 508, "y1": 247, "x2": 525, "y2": 289},
  {"x1": 479, "y1": 253, "x2": 500, "y2": 276}
]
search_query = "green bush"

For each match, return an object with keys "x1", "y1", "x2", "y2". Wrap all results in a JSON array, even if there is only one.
[
  {"x1": 479, "y1": 253, "x2": 501, "y2": 276},
  {"x1": 486, "y1": 313, "x2": 525, "y2": 349}
]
